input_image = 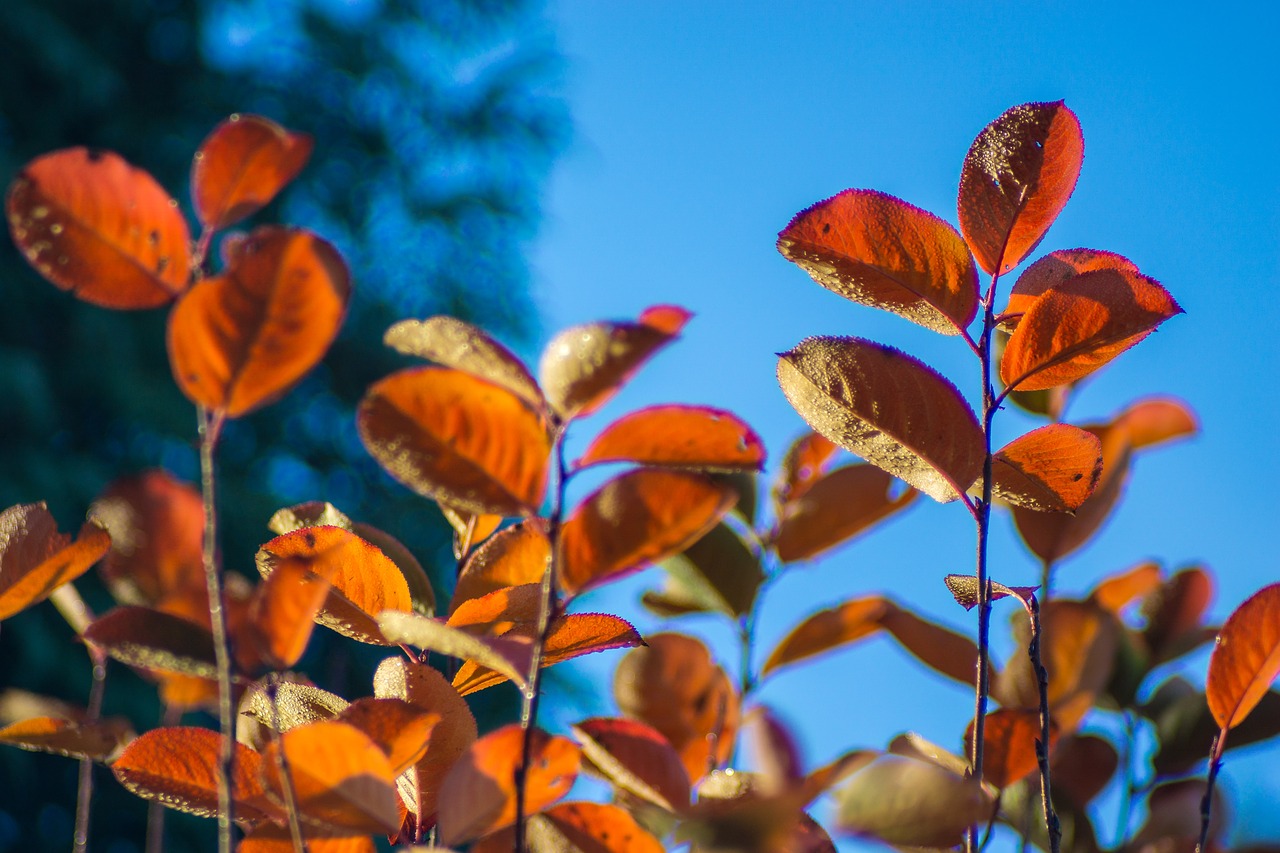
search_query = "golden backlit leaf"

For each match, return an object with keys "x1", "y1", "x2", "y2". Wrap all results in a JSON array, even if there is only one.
[
  {"x1": 1000, "y1": 248, "x2": 1139, "y2": 326},
  {"x1": 943, "y1": 575, "x2": 1037, "y2": 612},
  {"x1": 985, "y1": 424, "x2": 1102, "y2": 512},
  {"x1": 0, "y1": 503, "x2": 111, "y2": 621},
  {"x1": 235, "y1": 560, "x2": 331, "y2": 673},
  {"x1": 1000, "y1": 268, "x2": 1183, "y2": 392},
  {"x1": 558, "y1": 469, "x2": 735, "y2": 595},
  {"x1": 358, "y1": 366, "x2": 550, "y2": 517},
  {"x1": 449, "y1": 520, "x2": 550, "y2": 613},
  {"x1": 772, "y1": 463, "x2": 916, "y2": 562},
  {"x1": 835, "y1": 754, "x2": 995, "y2": 847},
  {"x1": 1206, "y1": 584, "x2": 1280, "y2": 731},
  {"x1": 437, "y1": 724, "x2": 580, "y2": 846},
  {"x1": 239, "y1": 680, "x2": 349, "y2": 746},
  {"x1": 168, "y1": 226, "x2": 350, "y2": 416},
  {"x1": 335, "y1": 697, "x2": 439, "y2": 776},
  {"x1": 446, "y1": 583, "x2": 543, "y2": 634},
  {"x1": 958, "y1": 101, "x2": 1083, "y2": 275},
  {"x1": 573, "y1": 717, "x2": 692, "y2": 813},
  {"x1": 7, "y1": 148, "x2": 191, "y2": 308},
  {"x1": 191, "y1": 114, "x2": 313, "y2": 230},
  {"x1": 777, "y1": 188, "x2": 979, "y2": 334},
  {"x1": 964, "y1": 708, "x2": 1055, "y2": 789},
  {"x1": 378, "y1": 610, "x2": 529, "y2": 690},
  {"x1": 84, "y1": 606, "x2": 217, "y2": 678},
  {"x1": 383, "y1": 316, "x2": 545, "y2": 411},
  {"x1": 777, "y1": 336, "x2": 983, "y2": 502},
  {"x1": 575, "y1": 405, "x2": 765, "y2": 472},
  {"x1": 539, "y1": 306, "x2": 690, "y2": 421},
  {"x1": 0, "y1": 715, "x2": 132, "y2": 761}
]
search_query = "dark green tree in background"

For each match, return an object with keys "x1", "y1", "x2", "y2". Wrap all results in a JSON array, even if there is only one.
[{"x1": 0, "y1": 0, "x2": 565, "y2": 848}]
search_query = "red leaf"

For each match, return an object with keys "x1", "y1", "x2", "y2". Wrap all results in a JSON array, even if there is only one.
[
  {"x1": 958, "y1": 101, "x2": 1084, "y2": 275},
  {"x1": 965, "y1": 708, "x2": 1055, "y2": 789},
  {"x1": 168, "y1": 226, "x2": 350, "y2": 416},
  {"x1": 191, "y1": 114, "x2": 313, "y2": 230},
  {"x1": 0, "y1": 503, "x2": 110, "y2": 621},
  {"x1": 575, "y1": 405, "x2": 765, "y2": 472},
  {"x1": 1001, "y1": 248, "x2": 1139, "y2": 325},
  {"x1": 6, "y1": 148, "x2": 191, "y2": 308},
  {"x1": 987, "y1": 424, "x2": 1102, "y2": 512},
  {"x1": 772, "y1": 463, "x2": 916, "y2": 562},
  {"x1": 777, "y1": 189, "x2": 979, "y2": 334},
  {"x1": 1206, "y1": 584, "x2": 1280, "y2": 731},
  {"x1": 773, "y1": 431, "x2": 839, "y2": 505}
]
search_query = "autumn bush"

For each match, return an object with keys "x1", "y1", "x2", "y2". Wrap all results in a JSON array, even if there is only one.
[{"x1": 2, "y1": 104, "x2": 1279, "y2": 853}]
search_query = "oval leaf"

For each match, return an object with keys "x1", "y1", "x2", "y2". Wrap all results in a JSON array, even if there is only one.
[
  {"x1": 763, "y1": 597, "x2": 891, "y2": 677},
  {"x1": 191, "y1": 114, "x2": 312, "y2": 230},
  {"x1": 84, "y1": 606, "x2": 217, "y2": 678},
  {"x1": 835, "y1": 754, "x2": 995, "y2": 847},
  {"x1": 1207, "y1": 584, "x2": 1280, "y2": 731},
  {"x1": 986, "y1": 424, "x2": 1102, "y2": 512},
  {"x1": 964, "y1": 708, "x2": 1055, "y2": 789},
  {"x1": 334, "y1": 697, "x2": 440, "y2": 776},
  {"x1": 378, "y1": 611, "x2": 529, "y2": 690},
  {"x1": 1115, "y1": 396, "x2": 1199, "y2": 450},
  {"x1": 777, "y1": 189, "x2": 979, "y2": 334},
  {"x1": 558, "y1": 469, "x2": 735, "y2": 595},
  {"x1": 168, "y1": 226, "x2": 350, "y2": 416},
  {"x1": 772, "y1": 463, "x2": 916, "y2": 562},
  {"x1": 958, "y1": 101, "x2": 1084, "y2": 275},
  {"x1": 7, "y1": 148, "x2": 191, "y2": 308},
  {"x1": 1000, "y1": 268, "x2": 1183, "y2": 392},
  {"x1": 777, "y1": 336, "x2": 983, "y2": 502},
  {"x1": 575, "y1": 405, "x2": 765, "y2": 472},
  {"x1": 358, "y1": 366, "x2": 550, "y2": 517},
  {"x1": 651, "y1": 521, "x2": 764, "y2": 618},
  {"x1": 449, "y1": 520, "x2": 550, "y2": 613},
  {"x1": 0, "y1": 503, "x2": 110, "y2": 621},
  {"x1": 0, "y1": 715, "x2": 132, "y2": 761},
  {"x1": 1001, "y1": 248, "x2": 1140, "y2": 325},
  {"x1": 573, "y1": 717, "x2": 692, "y2": 813}
]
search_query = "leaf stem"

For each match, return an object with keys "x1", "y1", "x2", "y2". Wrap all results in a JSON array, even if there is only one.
[
  {"x1": 265, "y1": 676, "x2": 309, "y2": 853},
  {"x1": 514, "y1": 429, "x2": 567, "y2": 852},
  {"x1": 198, "y1": 406, "x2": 236, "y2": 853},
  {"x1": 73, "y1": 648, "x2": 107, "y2": 853},
  {"x1": 1195, "y1": 731, "x2": 1226, "y2": 853},
  {"x1": 1027, "y1": 594, "x2": 1061, "y2": 853}
]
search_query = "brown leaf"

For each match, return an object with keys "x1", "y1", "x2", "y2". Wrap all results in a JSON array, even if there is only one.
[
  {"x1": 958, "y1": 101, "x2": 1083, "y2": 275},
  {"x1": 1207, "y1": 583, "x2": 1280, "y2": 730},
  {"x1": 777, "y1": 336, "x2": 983, "y2": 502},
  {"x1": 1143, "y1": 565, "x2": 1215, "y2": 664},
  {"x1": 1000, "y1": 267, "x2": 1183, "y2": 392},
  {"x1": 943, "y1": 575, "x2": 1037, "y2": 612},
  {"x1": 0, "y1": 715, "x2": 132, "y2": 761},
  {"x1": 1050, "y1": 734, "x2": 1118, "y2": 809},
  {"x1": 0, "y1": 503, "x2": 110, "y2": 621},
  {"x1": 558, "y1": 469, "x2": 735, "y2": 595},
  {"x1": 7, "y1": 148, "x2": 191, "y2": 308},
  {"x1": 84, "y1": 606, "x2": 217, "y2": 678},
  {"x1": 358, "y1": 366, "x2": 550, "y2": 517},
  {"x1": 437, "y1": 724, "x2": 580, "y2": 846},
  {"x1": 378, "y1": 611, "x2": 530, "y2": 690},
  {"x1": 168, "y1": 226, "x2": 350, "y2": 416},
  {"x1": 777, "y1": 188, "x2": 979, "y2": 334},
  {"x1": 773, "y1": 431, "x2": 839, "y2": 506},
  {"x1": 835, "y1": 754, "x2": 995, "y2": 847},
  {"x1": 772, "y1": 463, "x2": 916, "y2": 562},
  {"x1": 573, "y1": 717, "x2": 691, "y2": 813},
  {"x1": 965, "y1": 707, "x2": 1055, "y2": 788},
  {"x1": 539, "y1": 306, "x2": 690, "y2": 421},
  {"x1": 191, "y1": 114, "x2": 313, "y2": 230},
  {"x1": 449, "y1": 520, "x2": 550, "y2": 613},
  {"x1": 575, "y1": 405, "x2": 766, "y2": 472},
  {"x1": 383, "y1": 316, "x2": 545, "y2": 411},
  {"x1": 650, "y1": 521, "x2": 763, "y2": 618},
  {"x1": 984, "y1": 424, "x2": 1102, "y2": 512},
  {"x1": 1000, "y1": 248, "x2": 1139, "y2": 326}
]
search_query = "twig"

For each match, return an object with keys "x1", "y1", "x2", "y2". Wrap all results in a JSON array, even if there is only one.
[
  {"x1": 1116, "y1": 710, "x2": 1137, "y2": 848},
  {"x1": 1195, "y1": 732, "x2": 1225, "y2": 853},
  {"x1": 265, "y1": 676, "x2": 309, "y2": 853},
  {"x1": 1027, "y1": 594, "x2": 1061, "y2": 853},
  {"x1": 49, "y1": 584, "x2": 102, "y2": 853}
]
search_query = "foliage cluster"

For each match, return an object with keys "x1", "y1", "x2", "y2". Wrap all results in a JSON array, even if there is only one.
[{"x1": 3, "y1": 102, "x2": 1280, "y2": 853}]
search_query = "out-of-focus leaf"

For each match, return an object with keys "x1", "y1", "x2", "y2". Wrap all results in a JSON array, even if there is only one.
[
  {"x1": 1130, "y1": 780, "x2": 1227, "y2": 852},
  {"x1": 777, "y1": 188, "x2": 979, "y2": 334},
  {"x1": 1149, "y1": 682, "x2": 1280, "y2": 777},
  {"x1": 539, "y1": 306, "x2": 690, "y2": 421},
  {"x1": 235, "y1": 558, "x2": 332, "y2": 673},
  {"x1": 358, "y1": 366, "x2": 549, "y2": 517},
  {"x1": 261, "y1": 720, "x2": 399, "y2": 834},
  {"x1": 1000, "y1": 268, "x2": 1183, "y2": 392},
  {"x1": 650, "y1": 522, "x2": 762, "y2": 618},
  {"x1": 558, "y1": 469, "x2": 735, "y2": 595},
  {"x1": 743, "y1": 706, "x2": 805, "y2": 795},
  {"x1": 1115, "y1": 396, "x2": 1199, "y2": 450},
  {"x1": 614, "y1": 633, "x2": 738, "y2": 784},
  {"x1": 1000, "y1": 248, "x2": 1139, "y2": 326},
  {"x1": 0, "y1": 503, "x2": 110, "y2": 621},
  {"x1": 1049, "y1": 734, "x2": 1118, "y2": 810},
  {"x1": 1089, "y1": 561, "x2": 1162, "y2": 617},
  {"x1": 238, "y1": 827, "x2": 376, "y2": 852},
  {"x1": 472, "y1": 802, "x2": 666, "y2": 853},
  {"x1": 573, "y1": 717, "x2": 691, "y2": 813},
  {"x1": 334, "y1": 698, "x2": 438, "y2": 777},
  {"x1": 1142, "y1": 565, "x2": 1215, "y2": 664},
  {"x1": 378, "y1": 611, "x2": 529, "y2": 690},
  {"x1": 84, "y1": 606, "x2": 217, "y2": 678},
  {"x1": 834, "y1": 754, "x2": 995, "y2": 847},
  {"x1": 437, "y1": 724, "x2": 580, "y2": 846},
  {"x1": 191, "y1": 114, "x2": 312, "y2": 230},
  {"x1": 1207, "y1": 584, "x2": 1280, "y2": 730},
  {"x1": 777, "y1": 336, "x2": 983, "y2": 502},
  {"x1": 984, "y1": 424, "x2": 1102, "y2": 512},
  {"x1": 384, "y1": 316, "x2": 544, "y2": 411},
  {"x1": 0, "y1": 715, "x2": 132, "y2": 761},
  {"x1": 958, "y1": 101, "x2": 1083, "y2": 275},
  {"x1": 965, "y1": 708, "x2": 1053, "y2": 789},
  {"x1": 439, "y1": 504, "x2": 505, "y2": 560},
  {"x1": 575, "y1": 405, "x2": 765, "y2": 472},
  {"x1": 449, "y1": 520, "x2": 550, "y2": 613},
  {"x1": 773, "y1": 431, "x2": 839, "y2": 506},
  {"x1": 772, "y1": 464, "x2": 916, "y2": 562},
  {"x1": 168, "y1": 226, "x2": 350, "y2": 416},
  {"x1": 7, "y1": 148, "x2": 191, "y2": 308}
]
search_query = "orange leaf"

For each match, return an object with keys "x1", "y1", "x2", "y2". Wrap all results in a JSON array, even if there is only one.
[
  {"x1": 777, "y1": 336, "x2": 984, "y2": 502},
  {"x1": 0, "y1": 715, "x2": 132, "y2": 761},
  {"x1": 383, "y1": 316, "x2": 545, "y2": 411},
  {"x1": 191, "y1": 114, "x2": 313, "y2": 230},
  {"x1": 558, "y1": 469, "x2": 735, "y2": 595},
  {"x1": 6, "y1": 148, "x2": 191, "y2": 308},
  {"x1": 772, "y1": 463, "x2": 916, "y2": 562},
  {"x1": 573, "y1": 717, "x2": 691, "y2": 812},
  {"x1": 168, "y1": 226, "x2": 350, "y2": 416},
  {"x1": 1206, "y1": 584, "x2": 1280, "y2": 731},
  {"x1": 449, "y1": 520, "x2": 550, "y2": 613},
  {"x1": 878, "y1": 604, "x2": 982, "y2": 686},
  {"x1": 89, "y1": 471, "x2": 206, "y2": 612},
  {"x1": 439, "y1": 503, "x2": 504, "y2": 559},
  {"x1": 83, "y1": 606, "x2": 217, "y2": 678},
  {"x1": 472, "y1": 802, "x2": 665, "y2": 853},
  {"x1": 777, "y1": 189, "x2": 979, "y2": 334},
  {"x1": 358, "y1": 366, "x2": 550, "y2": 517},
  {"x1": 335, "y1": 697, "x2": 439, "y2": 775},
  {"x1": 1001, "y1": 248, "x2": 1139, "y2": 325},
  {"x1": 238, "y1": 826, "x2": 375, "y2": 852},
  {"x1": 773, "y1": 431, "x2": 839, "y2": 505},
  {"x1": 539, "y1": 306, "x2": 690, "y2": 421},
  {"x1": 437, "y1": 724, "x2": 580, "y2": 846},
  {"x1": 1000, "y1": 267, "x2": 1183, "y2": 392},
  {"x1": 257, "y1": 526, "x2": 412, "y2": 646},
  {"x1": 1115, "y1": 396, "x2": 1199, "y2": 449},
  {"x1": 0, "y1": 503, "x2": 110, "y2": 620},
  {"x1": 235, "y1": 559, "x2": 332, "y2": 673},
  {"x1": 112, "y1": 726, "x2": 274, "y2": 821},
  {"x1": 987, "y1": 424, "x2": 1102, "y2": 512},
  {"x1": 965, "y1": 708, "x2": 1055, "y2": 789},
  {"x1": 379, "y1": 610, "x2": 530, "y2": 690},
  {"x1": 574, "y1": 405, "x2": 765, "y2": 472},
  {"x1": 261, "y1": 720, "x2": 399, "y2": 834},
  {"x1": 1089, "y1": 561, "x2": 1162, "y2": 617},
  {"x1": 958, "y1": 101, "x2": 1083, "y2": 275},
  {"x1": 447, "y1": 583, "x2": 543, "y2": 634},
  {"x1": 613, "y1": 633, "x2": 739, "y2": 783}
]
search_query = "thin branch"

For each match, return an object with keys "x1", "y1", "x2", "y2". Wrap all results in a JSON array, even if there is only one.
[
  {"x1": 1195, "y1": 731, "x2": 1226, "y2": 853},
  {"x1": 72, "y1": 648, "x2": 107, "y2": 853},
  {"x1": 265, "y1": 677, "x2": 309, "y2": 853},
  {"x1": 1027, "y1": 594, "x2": 1061, "y2": 853}
]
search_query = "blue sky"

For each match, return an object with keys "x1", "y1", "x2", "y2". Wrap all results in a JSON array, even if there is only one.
[{"x1": 530, "y1": 2, "x2": 1280, "y2": 847}]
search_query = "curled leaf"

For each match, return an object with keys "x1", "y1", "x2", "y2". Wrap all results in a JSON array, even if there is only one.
[{"x1": 0, "y1": 503, "x2": 111, "y2": 621}]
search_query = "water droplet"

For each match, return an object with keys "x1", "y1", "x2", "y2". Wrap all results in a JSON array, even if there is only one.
[
  {"x1": 168, "y1": 198, "x2": 179, "y2": 208},
  {"x1": 32, "y1": 205, "x2": 49, "y2": 219},
  {"x1": 49, "y1": 224, "x2": 63, "y2": 235},
  {"x1": 57, "y1": 256, "x2": 69, "y2": 265},
  {"x1": 229, "y1": 113, "x2": 242, "y2": 122},
  {"x1": 193, "y1": 151, "x2": 205, "y2": 162}
]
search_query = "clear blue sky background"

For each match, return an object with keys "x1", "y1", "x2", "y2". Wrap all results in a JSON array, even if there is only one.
[{"x1": 528, "y1": 2, "x2": 1280, "y2": 848}]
